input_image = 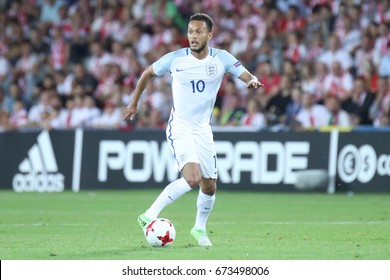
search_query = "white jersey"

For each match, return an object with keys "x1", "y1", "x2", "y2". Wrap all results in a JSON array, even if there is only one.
[{"x1": 153, "y1": 47, "x2": 247, "y2": 132}]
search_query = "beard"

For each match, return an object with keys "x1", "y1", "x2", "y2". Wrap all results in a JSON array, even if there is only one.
[{"x1": 190, "y1": 40, "x2": 207, "y2": 53}]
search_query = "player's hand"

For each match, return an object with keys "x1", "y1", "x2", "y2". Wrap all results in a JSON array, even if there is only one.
[
  {"x1": 123, "y1": 102, "x2": 137, "y2": 121},
  {"x1": 247, "y1": 78, "x2": 263, "y2": 89}
]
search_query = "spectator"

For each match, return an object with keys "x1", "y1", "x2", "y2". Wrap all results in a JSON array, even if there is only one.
[
  {"x1": 49, "y1": 26, "x2": 69, "y2": 71},
  {"x1": 318, "y1": 34, "x2": 353, "y2": 71},
  {"x1": 373, "y1": 22, "x2": 389, "y2": 67},
  {"x1": 53, "y1": 4, "x2": 72, "y2": 40},
  {"x1": 86, "y1": 41, "x2": 111, "y2": 80},
  {"x1": 68, "y1": 0, "x2": 94, "y2": 29},
  {"x1": 27, "y1": 90, "x2": 53, "y2": 127},
  {"x1": 3, "y1": 82, "x2": 22, "y2": 113},
  {"x1": 347, "y1": 77, "x2": 375, "y2": 125},
  {"x1": 373, "y1": 0, "x2": 390, "y2": 24},
  {"x1": 169, "y1": 25, "x2": 190, "y2": 49},
  {"x1": 339, "y1": 16, "x2": 361, "y2": 55},
  {"x1": 63, "y1": 97, "x2": 74, "y2": 129},
  {"x1": 354, "y1": 33, "x2": 374, "y2": 79},
  {"x1": 0, "y1": 49, "x2": 10, "y2": 85},
  {"x1": 127, "y1": 23, "x2": 153, "y2": 66},
  {"x1": 152, "y1": 0, "x2": 187, "y2": 33},
  {"x1": 265, "y1": 74, "x2": 292, "y2": 126},
  {"x1": 94, "y1": 63, "x2": 118, "y2": 103},
  {"x1": 47, "y1": 94, "x2": 67, "y2": 129},
  {"x1": 0, "y1": 109, "x2": 10, "y2": 132},
  {"x1": 90, "y1": 4, "x2": 120, "y2": 41},
  {"x1": 6, "y1": 0, "x2": 28, "y2": 30},
  {"x1": 14, "y1": 39, "x2": 39, "y2": 105},
  {"x1": 109, "y1": 41, "x2": 128, "y2": 74},
  {"x1": 370, "y1": 77, "x2": 390, "y2": 126},
  {"x1": 296, "y1": 91, "x2": 329, "y2": 129},
  {"x1": 283, "y1": 31, "x2": 307, "y2": 65},
  {"x1": 67, "y1": 94, "x2": 86, "y2": 128},
  {"x1": 236, "y1": 2, "x2": 267, "y2": 44},
  {"x1": 258, "y1": 61, "x2": 281, "y2": 97},
  {"x1": 240, "y1": 98, "x2": 267, "y2": 129},
  {"x1": 136, "y1": 101, "x2": 153, "y2": 128},
  {"x1": 349, "y1": 3, "x2": 370, "y2": 30},
  {"x1": 300, "y1": 62, "x2": 316, "y2": 96},
  {"x1": 305, "y1": 31, "x2": 324, "y2": 62},
  {"x1": 148, "y1": 108, "x2": 166, "y2": 129},
  {"x1": 0, "y1": 87, "x2": 6, "y2": 112},
  {"x1": 230, "y1": 24, "x2": 262, "y2": 61},
  {"x1": 29, "y1": 27, "x2": 50, "y2": 62},
  {"x1": 324, "y1": 94, "x2": 351, "y2": 127},
  {"x1": 40, "y1": 0, "x2": 66, "y2": 29},
  {"x1": 378, "y1": 42, "x2": 390, "y2": 78},
  {"x1": 219, "y1": 92, "x2": 245, "y2": 127},
  {"x1": 333, "y1": 4, "x2": 349, "y2": 39},
  {"x1": 47, "y1": 106, "x2": 66, "y2": 129},
  {"x1": 82, "y1": 94, "x2": 101, "y2": 127},
  {"x1": 0, "y1": 0, "x2": 389, "y2": 132},
  {"x1": 281, "y1": 59, "x2": 299, "y2": 83},
  {"x1": 323, "y1": 60, "x2": 354, "y2": 104},
  {"x1": 284, "y1": 86, "x2": 303, "y2": 127},
  {"x1": 54, "y1": 69, "x2": 72, "y2": 96},
  {"x1": 112, "y1": 4, "x2": 133, "y2": 42},
  {"x1": 375, "y1": 110, "x2": 390, "y2": 127},
  {"x1": 71, "y1": 63, "x2": 98, "y2": 96},
  {"x1": 67, "y1": 12, "x2": 90, "y2": 64},
  {"x1": 280, "y1": 4, "x2": 306, "y2": 33},
  {"x1": 8, "y1": 98, "x2": 28, "y2": 129},
  {"x1": 218, "y1": 78, "x2": 245, "y2": 126},
  {"x1": 312, "y1": 61, "x2": 329, "y2": 103}
]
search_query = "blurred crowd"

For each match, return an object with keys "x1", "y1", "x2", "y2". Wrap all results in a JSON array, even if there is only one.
[{"x1": 0, "y1": 0, "x2": 390, "y2": 132}]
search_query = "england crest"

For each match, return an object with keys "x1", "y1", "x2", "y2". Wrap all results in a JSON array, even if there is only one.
[{"x1": 205, "y1": 64, "x2": 217, "y2": 77}]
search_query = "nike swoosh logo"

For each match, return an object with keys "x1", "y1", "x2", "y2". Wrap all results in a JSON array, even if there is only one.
[{"x1": 176, "y1": 69, "x2": 185, "y2": 72}]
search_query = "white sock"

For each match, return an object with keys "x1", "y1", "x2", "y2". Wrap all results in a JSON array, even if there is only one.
[
  {"x1": 194, "y1": 190, "x2": 215, "y2": 230},
  {"x1": 145, "y1": 177, "x2": 192, "y2": 219}
]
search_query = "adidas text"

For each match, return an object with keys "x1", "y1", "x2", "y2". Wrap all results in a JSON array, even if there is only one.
[
  {"x1": 12, "y1": 130, "x2": 65, "y2": 192},
  {"x1": 13, "y1": 173, "x2": 64, "y2": 192}
]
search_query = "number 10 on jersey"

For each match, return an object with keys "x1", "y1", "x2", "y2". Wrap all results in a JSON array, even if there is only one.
[{"x1": 190, "y1": 80, "x2": 205, "y2": 93}]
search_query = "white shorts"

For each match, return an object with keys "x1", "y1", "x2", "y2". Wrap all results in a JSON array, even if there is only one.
[{"x1": 166, "y1": 126, "x2": 217, "y2": 179}]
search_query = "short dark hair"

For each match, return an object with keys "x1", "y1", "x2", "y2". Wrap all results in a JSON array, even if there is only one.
[{"x1": 189, "y1": 13, "x2": 214, "y2": 32}]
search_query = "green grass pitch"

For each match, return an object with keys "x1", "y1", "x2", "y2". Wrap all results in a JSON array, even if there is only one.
[{"x1": 0, "y1": 189, "x2": 389, "y2": 260}]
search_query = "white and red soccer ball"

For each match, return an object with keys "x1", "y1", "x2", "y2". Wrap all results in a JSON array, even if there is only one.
[{"x1": 145, "y1": 218, "x2": 176, "y2": 247}]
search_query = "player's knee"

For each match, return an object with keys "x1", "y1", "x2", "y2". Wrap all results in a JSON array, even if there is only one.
[
  {"x1": 182, "y1": 163, "x2": 202, "y2": 187},
  {"x1": 185, "y1": 173, "x2": 202, "y2": 188},
  {"x1": 202, "y1": 186, "x2": 216, "y2": 196},
  {"x1": 200, "y1": 180, "x2": 217, "y2": 195}
]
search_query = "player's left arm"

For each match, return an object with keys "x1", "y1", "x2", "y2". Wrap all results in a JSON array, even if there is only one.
[
  {"x1": 239, "y1": 71, "x2": 263, "y2": 89},
  {"x1": 219, "y1": 49, "x2": 263, "y2": 89}
]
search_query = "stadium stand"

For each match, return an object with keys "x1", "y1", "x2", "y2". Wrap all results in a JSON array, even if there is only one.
[{"x1": 0, "y1": 0, "x2": 389, "y2": 132}]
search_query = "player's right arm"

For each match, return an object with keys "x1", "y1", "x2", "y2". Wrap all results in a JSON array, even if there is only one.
[{"x1": 123, "y1": 65, "x2": 156, "y2": 121}]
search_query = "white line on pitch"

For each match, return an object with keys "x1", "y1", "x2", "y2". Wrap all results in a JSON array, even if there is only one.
[
  {"x1": 0, "y1": 223, "x2": 102, "y2": 227},
  {"x1": 209, "y1": 221, "x2": 388, "y2": 225}
]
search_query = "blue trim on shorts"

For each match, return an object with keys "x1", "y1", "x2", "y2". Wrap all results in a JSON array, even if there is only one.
[{"x1": 167, "y1": 104, "x2": 180, "y2": 168}]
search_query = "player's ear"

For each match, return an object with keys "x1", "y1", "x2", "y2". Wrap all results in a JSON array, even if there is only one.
[{"x1": 208, "y1": 32, "x2": 213, "y2": 40}]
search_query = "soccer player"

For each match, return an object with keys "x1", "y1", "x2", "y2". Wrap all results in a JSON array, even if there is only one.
[{"x1": 123, "y1": 13, "x2": 262, "y2": 246}]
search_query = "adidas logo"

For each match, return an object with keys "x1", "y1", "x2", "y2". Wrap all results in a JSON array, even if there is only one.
[{"x1": 12, "y1": 130, "x2": 64, "y2": 192}]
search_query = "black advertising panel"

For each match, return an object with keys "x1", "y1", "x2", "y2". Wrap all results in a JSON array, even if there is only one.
[
  {"x1": 336, "y1": 131, "x2": 390, "y2": 192},
  {"x1": 80, "y1": 129, "x2": 178, "y2": 190},
  {"x1": 80, "y1": 130, "x2": 330, "y2": 192},
  {"x1": 0, "y1": 130, "x2": 75, "y2": 192},
  {"x1": 214, "y1": 131, "x2": 329, "y2": 191},
  {"x1": 1, "y1": 129, "x2": 389, "y2": 192}
]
